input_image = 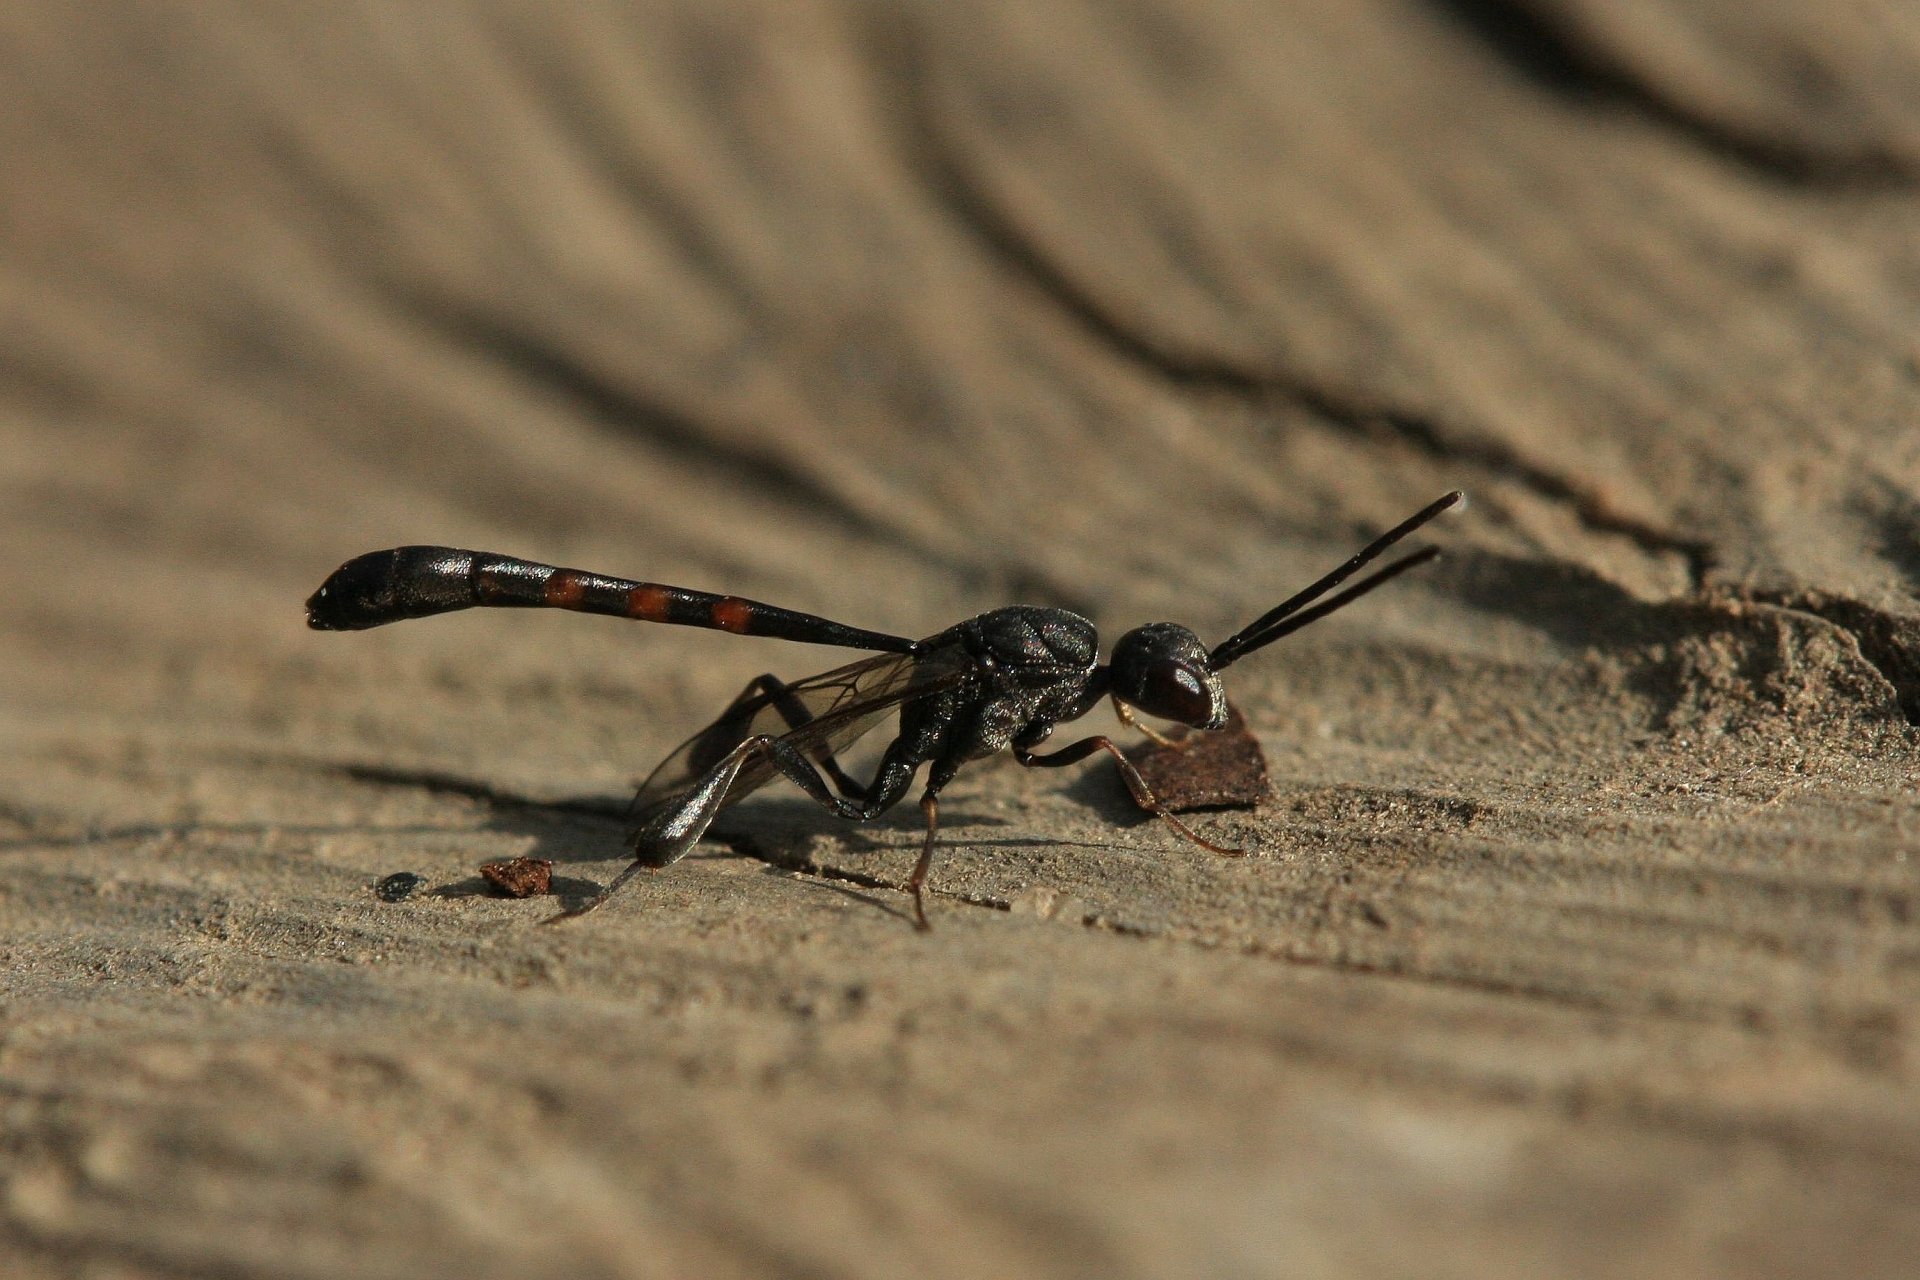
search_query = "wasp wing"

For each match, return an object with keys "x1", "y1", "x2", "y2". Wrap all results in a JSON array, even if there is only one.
[{"x1": 629, "y1": 646, "x2": 967, "y2": 820}]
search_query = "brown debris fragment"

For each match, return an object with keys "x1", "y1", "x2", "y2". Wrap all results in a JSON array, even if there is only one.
[
  {"x1": 478, "y1": 857, "x2": 554, "y2": 898},
  {"x1": 1122, "y1": 703, "x2": 1270, "y2": 813}
]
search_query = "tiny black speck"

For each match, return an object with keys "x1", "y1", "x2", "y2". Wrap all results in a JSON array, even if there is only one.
[{"x1": 375, "y1": 871, "x2": 426, "y2": 902}]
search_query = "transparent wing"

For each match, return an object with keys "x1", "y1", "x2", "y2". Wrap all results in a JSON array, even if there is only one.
[{"x1": 630, "y1": 646, "x2": 967, "y2": 818}]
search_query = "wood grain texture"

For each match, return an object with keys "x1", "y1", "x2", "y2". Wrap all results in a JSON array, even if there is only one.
[{"x1": 2, "y1": 2, "x2": 1917, "y2": 1276}]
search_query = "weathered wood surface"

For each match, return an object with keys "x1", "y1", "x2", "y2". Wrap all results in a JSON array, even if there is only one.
[{"x1": 3, "y1": 2, "x2": 1919, "y2": 1275}]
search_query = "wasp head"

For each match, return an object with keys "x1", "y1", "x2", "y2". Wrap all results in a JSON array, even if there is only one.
[{"x1": 1107, "y1": 622, "x2": 1228, "y2": 730}]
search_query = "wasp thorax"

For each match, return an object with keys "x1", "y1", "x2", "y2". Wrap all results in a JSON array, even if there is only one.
[{"x1": 1108, "y1": 623, "x2": 1227, "y2": 730}]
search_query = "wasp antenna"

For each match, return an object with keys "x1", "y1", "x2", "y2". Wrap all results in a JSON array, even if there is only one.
[{"x1": 1210, "y1": 492, "x2": 1460, "y2": 668}]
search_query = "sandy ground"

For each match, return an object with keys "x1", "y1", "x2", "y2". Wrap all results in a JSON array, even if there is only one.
[{"x1": 4, "y1": 2, "x2": 1920, "y2": 1276}]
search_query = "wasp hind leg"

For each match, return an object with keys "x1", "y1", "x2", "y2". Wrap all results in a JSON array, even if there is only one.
[
  {"x1": 731, "y1": 673, "x2": 872, "y2": 799},
  {"x1": 549, "y1": 735, "x2": 919, "y2": 923}
]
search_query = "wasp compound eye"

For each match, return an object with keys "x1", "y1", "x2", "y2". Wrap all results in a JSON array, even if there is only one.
[{"x1": 1142, "y1": 664, "x2": 1218, "y2": 727}]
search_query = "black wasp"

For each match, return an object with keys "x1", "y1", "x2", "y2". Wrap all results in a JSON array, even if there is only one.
[{"x1": 307, "y1": 492, "x2": 1461, "y2": 928}]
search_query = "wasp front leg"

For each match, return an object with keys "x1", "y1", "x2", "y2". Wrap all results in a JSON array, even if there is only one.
[
  {"x1": 1014, "y1": 734, "x2": 1244, "y2": 857},
  {"x1": 1111, "y1": 696, "x2": 1185, "y2": 750}
]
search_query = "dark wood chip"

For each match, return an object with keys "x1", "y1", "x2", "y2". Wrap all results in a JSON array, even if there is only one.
[
  {"x1": 478, "y1": 857, "x2": 554, "y2": 898},
  {"x1": 1122, "y1": 702, "x2": 1270, "y2": 813}
]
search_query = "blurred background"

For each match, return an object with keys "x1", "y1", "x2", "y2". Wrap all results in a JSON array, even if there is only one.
[{"x1": 3, "y1": 2, "x2": 1920, "y2": 1276}]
